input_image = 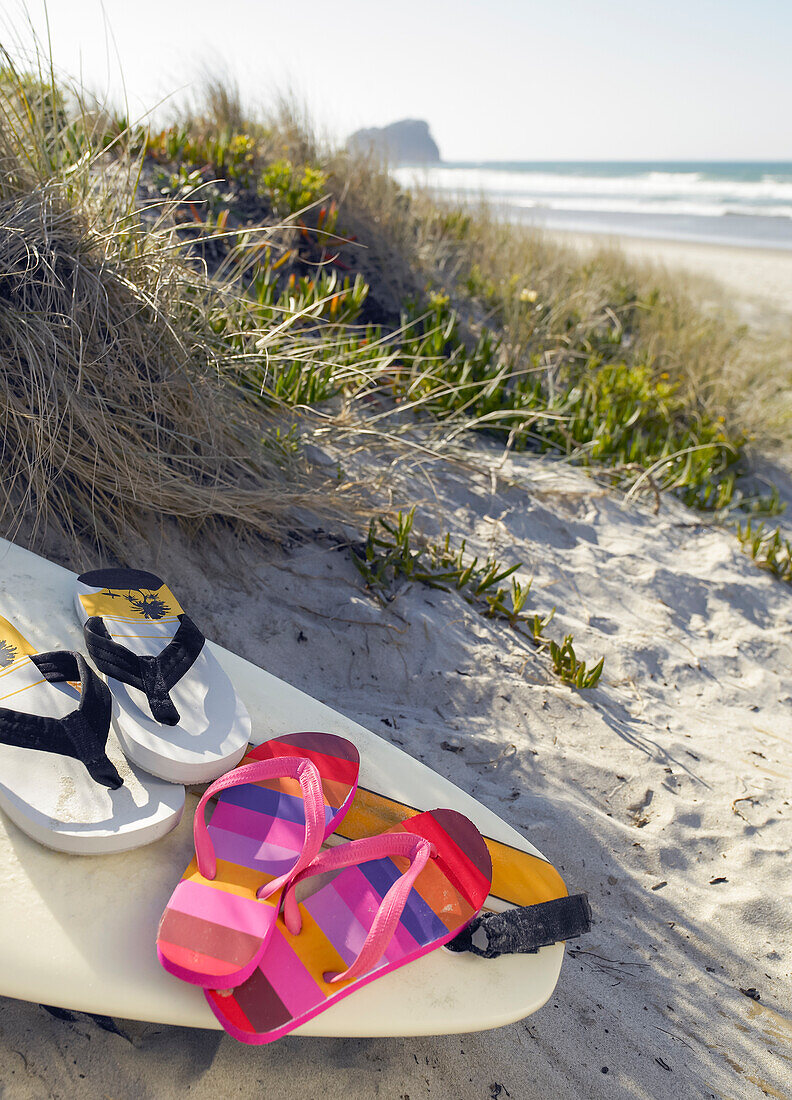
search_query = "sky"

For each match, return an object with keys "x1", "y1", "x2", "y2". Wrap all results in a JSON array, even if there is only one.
[{"x1": 2, "y1": 0, "x2": 791, "y2": 161}]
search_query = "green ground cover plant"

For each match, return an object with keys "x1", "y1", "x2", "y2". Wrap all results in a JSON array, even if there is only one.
[
  {"x1": 142, "y1": 131, "x2": 780, "y2": 524},
  {"x1": 387, "y1": 296, "x2": 776, "y2": 515},
  {"x1": 736, "y1": 521, "x2": 792, "y2": 584},
  {"x1": 258, "y1": 158, "x2": 327, "y2": 216},
  {"x1": 352, "y1": 509, "x2": 604, "y2": 689}
]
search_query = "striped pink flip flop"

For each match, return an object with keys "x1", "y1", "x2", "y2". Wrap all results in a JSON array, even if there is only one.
[
  {"x1": 205, "y1": 808, "x2": 493, "y2": 1044},
  {"x1": 157, "y1": 733, "x2": 360, "y2": 988}
]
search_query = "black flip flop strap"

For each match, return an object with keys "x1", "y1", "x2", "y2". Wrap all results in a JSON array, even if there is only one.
[
  {"x1": 83, "y1": 613, "x2": 204, "y2": 726},
  {"x1": 0, "y1": 650, "x2": 121, "y2": 789},
  {"x1": 446, "y1": 893, "x2": 592, "y2": 958}
]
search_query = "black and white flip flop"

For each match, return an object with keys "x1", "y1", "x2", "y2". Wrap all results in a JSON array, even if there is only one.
[
  {"x1": 74, "y1": 569, "x2": 251, "y2": 785},
  {"x1": 0, "y1": 615, "x2": 184, "y2": 854}
]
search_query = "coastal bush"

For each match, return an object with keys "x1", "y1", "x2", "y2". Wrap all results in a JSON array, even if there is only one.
[
  {"x1": 258, "y1": 159, "x2": 327, "y2": 216},
  {"x1": 149, "y1": 104, "x2": 781, "y2": 523},
  {"x1": 251, "y1": 268, "x2": 370, "y2": 326},
  {"x1": 385, "y1": 297, "x2": 769, "y2": 513},
  {"x1": 316, "y1": 158, "x2": 791, "y2": 463},
  {"x1": 147, "y1": 127, "x2": 257, "y2": 187}
]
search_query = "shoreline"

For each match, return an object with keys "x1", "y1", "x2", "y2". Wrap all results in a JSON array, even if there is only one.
[{"x1": 542, "y1": 228, "x2": 792, "y2": 317}]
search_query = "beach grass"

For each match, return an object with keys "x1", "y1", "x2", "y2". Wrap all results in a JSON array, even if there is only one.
[{"x1": 0, "y1": 61, "x2": 362, "y2": 555}]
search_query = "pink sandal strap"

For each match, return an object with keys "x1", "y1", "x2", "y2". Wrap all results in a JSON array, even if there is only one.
[
  {"x1": 282, "y1": 832, "x2": 436, "y2": 983},
  {"x1": 194, "y1": 757, "x2": 327, "y2": 895}
]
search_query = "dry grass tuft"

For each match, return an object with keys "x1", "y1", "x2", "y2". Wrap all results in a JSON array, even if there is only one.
[
  {"x1": 0, "y1": 182, "x2": 340, "y2": 552},
  {"x1": 0, "y1": 63, "x2": 351, "y2": 557}
]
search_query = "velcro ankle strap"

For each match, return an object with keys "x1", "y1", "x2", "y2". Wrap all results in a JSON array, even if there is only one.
[{"x1": 446, "y1": 893, "x2": 592, "y2": 958}]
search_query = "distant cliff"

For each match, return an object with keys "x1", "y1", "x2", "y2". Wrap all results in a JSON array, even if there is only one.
[{"x1": 347, "y1": 119, "x2": 440, "y2": 164}]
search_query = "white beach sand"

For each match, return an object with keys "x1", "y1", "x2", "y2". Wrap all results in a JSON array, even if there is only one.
[
  {"x1": 0, "y1": 437, "x2": 790, "y2": 1099},
  {"x1": 548, "y1": 230, "x2": 792, "y2": 321}
]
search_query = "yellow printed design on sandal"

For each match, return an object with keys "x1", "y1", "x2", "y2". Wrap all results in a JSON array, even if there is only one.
[
  {"x1": 0, "y1": 616, "x2": 36, "y2": 671},
  {"x1": 77, "y1": 583, "x2": 183, "y2": 624}
]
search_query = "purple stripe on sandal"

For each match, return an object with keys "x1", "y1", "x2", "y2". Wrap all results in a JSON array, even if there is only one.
[
  {"x1": 301, "y1": 883, "x2": 370, "y2": 967},
  {"x1": 211, "y1": 802, "x2": 308, "y2": 852},
  {"x1": 316, "y1": 865, "x2": 422, "y2": 963},
  {"x1": 332, "y1": 866, "x2": 420, "y2": 963},
  {"x1": 219, "y1": 783, "x2": 335, "y2": 827},
  {"x1": 356, "y1": 857, "x2": 447, "y2": 944},
  {"x1": 207, "y1": 825, "x2": 301, "y2": 877}
]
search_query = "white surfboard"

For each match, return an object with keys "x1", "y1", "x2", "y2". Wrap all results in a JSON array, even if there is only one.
[{"x1": 0, "y1": 536, "x2": 566, "y2": 1036}]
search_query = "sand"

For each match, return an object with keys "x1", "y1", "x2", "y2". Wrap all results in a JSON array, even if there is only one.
[
  {"x1": 547, "y1": 230, "x2": 792, "y2": 322},
  {"x1": 0, "y1": 435, "x2": 790, "y2": 1099}
]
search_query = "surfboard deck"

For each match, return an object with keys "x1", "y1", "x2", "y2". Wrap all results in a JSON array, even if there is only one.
[{"x1": 0, "y1": 536, "x2": 565, "y2": 1036}]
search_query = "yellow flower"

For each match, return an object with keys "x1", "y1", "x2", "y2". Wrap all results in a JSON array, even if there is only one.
[{"x1": 519, "y1": 288, "x2": 538, "y2": 303}]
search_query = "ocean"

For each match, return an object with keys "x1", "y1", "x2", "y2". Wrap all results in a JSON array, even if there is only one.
[{"x1": 391, "y1": 162, "x2": 792, "y2": 250}]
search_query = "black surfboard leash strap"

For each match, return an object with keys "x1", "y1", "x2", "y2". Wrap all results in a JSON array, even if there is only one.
[{"x1": 446, "y1": 892, "x2": 592, "y2": 958}]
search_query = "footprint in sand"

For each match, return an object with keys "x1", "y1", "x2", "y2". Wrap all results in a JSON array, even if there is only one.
[{"x1": 628, "y1": 788, "x2": 654, "y2": 828}]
